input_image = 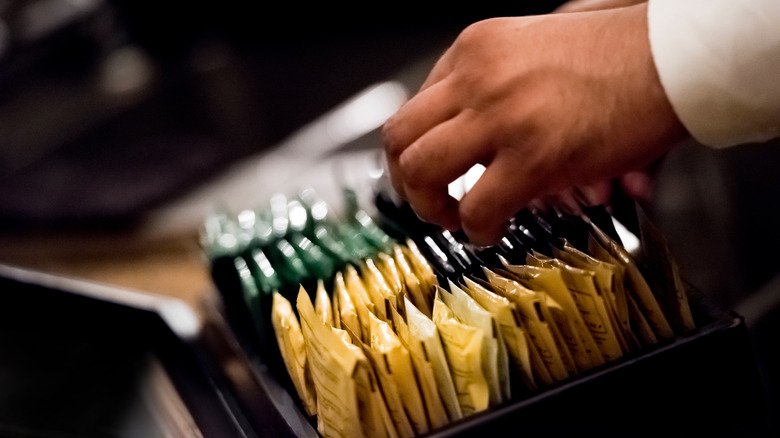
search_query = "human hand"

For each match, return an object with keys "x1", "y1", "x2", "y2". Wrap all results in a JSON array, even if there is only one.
[
  {"x1": 554, "y1": 0, "x2": 646, "y2": 13},
  {"x1": 381, "y1": 3, "x2": 686, "y2": 246}
]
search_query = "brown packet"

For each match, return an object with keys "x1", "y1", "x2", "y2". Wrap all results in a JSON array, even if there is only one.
[
  {"x1": 499, "y1": 257, "x2": 605, "y2": 371},
  {"x1": 461, "y1": 276, "x2": 537, "y2": 391},
  {"x1": 297, "y1": 286, "x2": 397, "y2": 438},
  {"x1": 586, "y1": 234, "x2": 659, "y2": 347},
  {"x1": 526, "y1": 254, "x2": 627, "y2": 363},
  {"x1": 271, "y1": 292, "x2": 317, "y2": 417},
  {"x1": 589, "y1": 224, "x2": 676, "y2": 340},
  {"x1": 484, "y1": 268, "x2": 570, "y2": 382},
  {"x1": 634, "y1": 205, "x2": 696, "y2": 334},
  {"x1": 363, "y1": 310, "x2": 430, "y2": 437},
  {"x1": 432, "y1": 286, "x2": 491, "y2": 415}
]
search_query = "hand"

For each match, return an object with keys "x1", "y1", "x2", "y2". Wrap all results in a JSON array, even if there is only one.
[
  {"x1": 554, "y1": 0, "x2": 647, "y2": 13},
  {"x1": 381, "y1": 3, "x2": 686, "y2": 246}
]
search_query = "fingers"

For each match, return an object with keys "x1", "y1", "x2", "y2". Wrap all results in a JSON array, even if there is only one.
[
  {"x1": 574, "y1": 181, "x2": 613, "y2": 206},
  {"x1": 418, "y1": 47, "x2": 455, "y2": 92},
  {"x1": 402, "y1": 186, "x2": 461, "y2": 232},
  {"x1": 383, "y1": 80, "x2": 459, "y2": 198},
  {"x1": 619, "y1": 170, "x2": 654, "y2": 201},
  {"x1": 458, "y1": 154, "x2": 543, "y2": 246},
  {"x1": 397, "y1": 111, "x2": 496, "y2": 230}
]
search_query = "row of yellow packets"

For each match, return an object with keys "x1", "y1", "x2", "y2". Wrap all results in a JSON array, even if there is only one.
[
  {"x1": 270, "y1": 223, "x2": 696, "y2": 438},
  {"x1": 272, "y1": 239, "x2": 446, "y2": 438}
]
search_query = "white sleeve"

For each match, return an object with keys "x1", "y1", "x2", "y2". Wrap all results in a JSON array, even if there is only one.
[{"x1": 647, "y1": 0, "x2": 780, "y2": 148}]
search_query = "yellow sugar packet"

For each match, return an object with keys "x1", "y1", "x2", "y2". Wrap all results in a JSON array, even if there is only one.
[
  {"x1": 366, "y1": 311, "x2": 430, "y2": 437},
  {"x1": 393, "y1": 244, "x2": 433, "y2": 318},
  {"x1": 542, "y1": 257, "x2": 626, "y2": 362},
  {"x1": 489, "y1": 268, "x2": 580, "y2": 377},
  {"x1": 271, "y1": 292, "x2": 317, "y2": 417},
  {"x1": 315, "y1": 278, "x2": 334, "y2": 327},
  {"x1": 376, "y1": 252, "x2": 404, "y2": 299},
  {"x1": 331, "y1": 280, "x2": 342, "y2": 329},
  {"x1": 432, "y1": 287, "x2": 490, "y2": 415},
  {"x1": 297, "y1": 286, "x2": 397, "y2": 438},
  {"x1": 462, "y1": 276, "x2": 536, "y2": 391},
  {"x1": 390, "y1": 299, "x2": 451, "y2": 429},
  {"x1": 344, "y1": 264, "x2": 376, "y2": 341},
  {"x1": 360, "y1": 258, "x2": 398, "y2": 323},
  {"x1": 403, "y1": 239, "x2": 439, "y2": 315},
  {"x1": 334, "y1": 271, "x2": 361, "y2": 342},
  {"x1": 444, "y1": 280, "x2": 511, "y2": 405},
  {"x1": 484, "y1": 268, "x2": 570, "y2": 382},
  {"x1": 554, "y1": 242, "x2": 640, "y2": 353},
  {"x1": 404, "y1": 295, "x2": 463, "y2": 423},
  {"x1": 499, "y1": 258, "x2": 604, "y2": 371}
]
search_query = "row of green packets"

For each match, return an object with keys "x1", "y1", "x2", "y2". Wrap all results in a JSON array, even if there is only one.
[{"x1": 201, "y1": 187, "x2": 398, "y2": 345}]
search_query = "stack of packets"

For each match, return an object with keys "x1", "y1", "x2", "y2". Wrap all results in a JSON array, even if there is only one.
[{"x1": 202, "y1": 186, "x2": 697, "y2": 438}]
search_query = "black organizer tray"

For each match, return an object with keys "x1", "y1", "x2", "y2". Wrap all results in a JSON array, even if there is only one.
[
  {"x1": 0, "y1": 259, "x2": 771, "y2": 438},
  {"x1": 208, "y1": 263, "x2": 772, "y2": 438}
]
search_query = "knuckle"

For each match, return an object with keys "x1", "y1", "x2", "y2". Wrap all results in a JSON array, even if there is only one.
[
  {"x1": 381, "y1": 118, "x2": 406, "y2": 157},
  {"x1": 397, "y1": 148, "x2": 422, "y2": 185}
]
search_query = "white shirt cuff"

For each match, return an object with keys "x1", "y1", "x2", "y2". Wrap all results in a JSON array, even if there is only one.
[{"x1": 648, "y1": 0, "x2": 780, "y2": 148}]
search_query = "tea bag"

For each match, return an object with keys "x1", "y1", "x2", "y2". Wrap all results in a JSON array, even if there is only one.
[
  {"x1": 462, "y1": 276, "x2": 536, "y2": 390},
  {"x1": 297, "y1": 286, "x2": 396, "y2": 438},
  {"x1": 432, "y1": 287, "x2": 491, "y2": 415},
  {"x1": 443, "y1": 280, "x2": 511, "y2": 405},
  {"x1": 271, "y1": 292, "x2": 317, "y2": 417},
  {"x1": 405, "y1": 295, "x2": 463, "y2": 423}
]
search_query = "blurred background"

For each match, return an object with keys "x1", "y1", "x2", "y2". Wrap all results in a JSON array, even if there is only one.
[{"x1": 0, "y1": 0, "x2": 778, "y2": 435}]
